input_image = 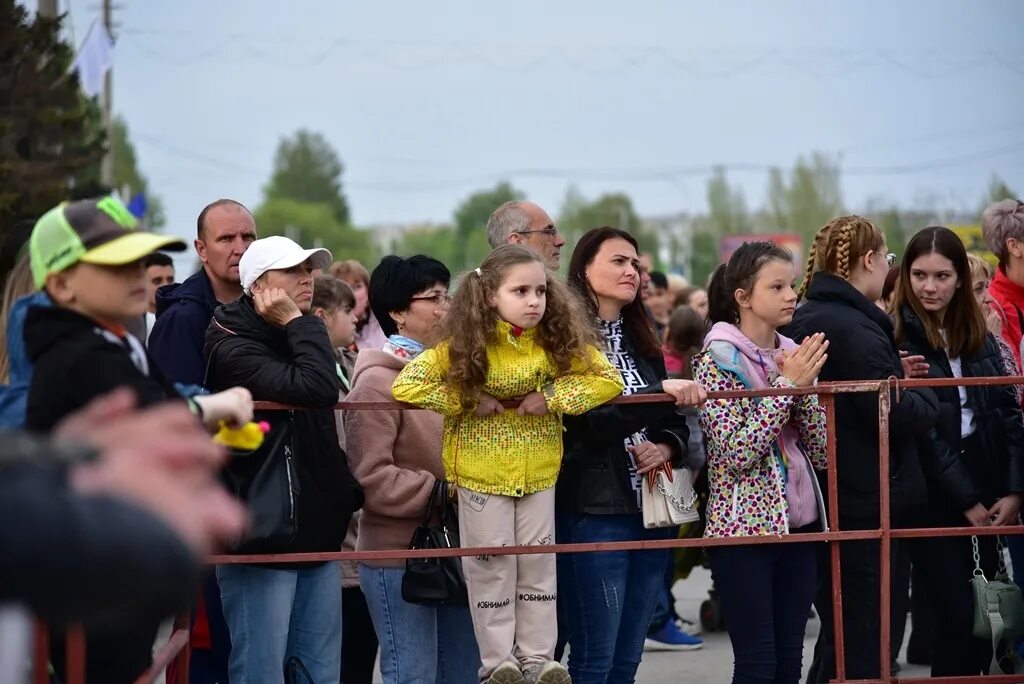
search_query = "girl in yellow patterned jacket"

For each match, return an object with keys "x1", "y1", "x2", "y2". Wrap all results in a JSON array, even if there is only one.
[{"x1": 393, "y1": 245, "x2": 623, "y2": 684}]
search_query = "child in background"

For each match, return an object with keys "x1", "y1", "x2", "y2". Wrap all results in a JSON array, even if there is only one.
[
  {"x1": 331, "y1": 259, "x2": 388, "y2": 352},
  {"x1": 393, "y1": 245, "x2": 623, "y2": 684},
  {"x1": 311, "y1": 275, "x2": 379, "y2": 684},
  {"x1": 663, "y1": 305, "x2": 707, "y2": 380}
]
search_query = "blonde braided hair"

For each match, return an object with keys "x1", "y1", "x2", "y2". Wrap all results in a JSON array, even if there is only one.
[
  {"x1": 798, "y1": 215, "x2": 885, "y2": 299},
  {"x1": 835, "y1": 222, "x2": 854, "y2": 279}
]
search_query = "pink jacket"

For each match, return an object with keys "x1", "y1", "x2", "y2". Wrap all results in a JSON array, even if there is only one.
[
  {"x1": 695, "y1": 323, "x2": 828, "y2": 538},
  {"x1": 344, "y1": 349, "x2": 444, "y2": 568}
]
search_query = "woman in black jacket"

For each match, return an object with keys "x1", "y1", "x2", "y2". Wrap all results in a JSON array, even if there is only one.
[
  {"x1": 893, "y1": 225, "x2": 1024, "y2": 675},
  {"x1": 784, "y1": 215, "x2": 941, "y2": 682},
  {"x1": 204, "y1": 237, "x2": 362, "y2": 683},
  {"x1": 557, "y1": 227, "x2": 706, "y2": 683}
]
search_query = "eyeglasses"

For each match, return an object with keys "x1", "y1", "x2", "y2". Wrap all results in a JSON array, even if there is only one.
[
  {"x1": 409, "y1": 292, "x2": 451, "y2": 306},
  {"x1": 515, "y1": 225, "x2": 560, "y2": 238},
  {"x1": 885, "y1": 252, "x2": 897, "y2": 267}
]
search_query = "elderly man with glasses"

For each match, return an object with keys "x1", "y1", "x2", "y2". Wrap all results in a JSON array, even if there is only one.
[{"x1": 486, "y1": 201, "x2": 567, "y2": 270}]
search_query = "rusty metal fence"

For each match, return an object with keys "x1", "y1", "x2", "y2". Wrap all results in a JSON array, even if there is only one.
[{"x1": 33, "y1": 375, "x2": 1024, "y2": 684}]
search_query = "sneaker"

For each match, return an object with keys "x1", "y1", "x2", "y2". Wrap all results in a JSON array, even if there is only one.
[
  {"x1": 644, "y1": 619, "x2": 704, "y2": 651},
  {"x1": 522, "y1": 661, "x2": 571, "y2": 684},
  {"x1": 675, "y1": 616, "x2": 702, "y2": 636},
  {"x1": 487, "y1": 661, "x2": 525, "y2": 684}
]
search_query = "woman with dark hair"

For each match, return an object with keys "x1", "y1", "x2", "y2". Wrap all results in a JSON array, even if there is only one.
[
  {"x1": 893, "y1": 226, "x2": 1024, "y2": 676},
  {"x1": 344, "y1": 255, "x2": 481, "y2": 683},
  {"x1": 557, "y1": 227, "x2": 707, "y2": 683}
]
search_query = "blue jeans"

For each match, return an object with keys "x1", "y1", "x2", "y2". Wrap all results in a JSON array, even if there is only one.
[
  {"x1": 217, "y1": 562, "x2": 342, "y2": 684},
  {"x1": 648, "y1": 534, "x2": 680, "y2": 632},
  {"x1": 556, "y1": 512, "x2": 673, "y2": 684},
  {"x1": 359, "y1": 564, "x2": 480, "y2": 684},
  {"x1": 709, "y1": 540, "x2": 818, "y2": 684}
]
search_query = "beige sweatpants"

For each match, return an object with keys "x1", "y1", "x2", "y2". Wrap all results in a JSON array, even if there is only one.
[{"x1": 458, "y1": 486, "x2": 557, "y2": 679}]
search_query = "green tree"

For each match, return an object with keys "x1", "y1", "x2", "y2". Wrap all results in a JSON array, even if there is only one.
[
  {"x1": 706, "y1": 167, "x2": 750, "y2": 236},
  {"x1": 265, "y1": 129, "x2": 350, "y2": 225},
  {"x1": 863, "y1": 197, "x2": 908, "y2": 253},
  {"x1": 78, "y1": 116, "x2": 165, "y2": 228},
  {"x1": 766, "y1": 168, "x2": 789, "y2": 232},
  {"x1": 560, "y1": 189, "x2": 659, "y2": 266},
  {"x1": 396, "y1": 226, "x2": 457, "y2": 265},
  {"x1": 983, "y1": 174, "x2": 1017, "y2": 208},
  {"x1": 110, "y1": 117, "x2": 165, "y2": 228},
  {"x1": 689, "y1": 228, "x2": 719, "y2": 289},
  {"x1": 766, "y1": 153, "x2": 843, "y2": 242},
  {"x1": 452, "y1": 182, "x2": 524, "y2": 269},
  {"x1": 0, "y1": 0, "x2": 106, "y2": 230},
  {"x1": 253, "y1": 197, "x2": 377, "y2": 267}
]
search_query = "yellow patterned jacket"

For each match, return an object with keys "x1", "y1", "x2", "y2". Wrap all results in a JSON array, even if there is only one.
[{"x1": 391, "y1": 321, "x2": 624, "y2": 496}]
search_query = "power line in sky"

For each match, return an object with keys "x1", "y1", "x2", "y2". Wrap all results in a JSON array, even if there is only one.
[
  {"x1": 134, "y1": 132, "x2": 1024, "y2": 194},
  {"x1": 114, "y1": 30, "x2": 1024, "y2": 78}
]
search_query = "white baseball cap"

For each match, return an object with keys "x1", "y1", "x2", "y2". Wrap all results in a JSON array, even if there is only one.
[{"x1": 239, "y1": 235, "x2": 333, "y2": 295}]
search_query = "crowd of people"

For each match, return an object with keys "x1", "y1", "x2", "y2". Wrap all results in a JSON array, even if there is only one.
[{"x1": 1, "y1": 194, "x2": 1024, "y2": 684}]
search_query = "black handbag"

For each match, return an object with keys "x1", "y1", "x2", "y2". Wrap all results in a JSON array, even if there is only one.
[
  {"x1": 401, "y1": 480, "x2": 468, "y2": 606},
  {"x1": 205, "y1": 342, "x2": 299, "y2": 554},
  {"x1": 221, "y1": 415, "x2": 300, "y2": 553}
]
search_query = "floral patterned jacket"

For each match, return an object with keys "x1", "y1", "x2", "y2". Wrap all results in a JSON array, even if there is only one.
[{"x1": 695, "y1": 351, "x2": 829, "y2": 538}]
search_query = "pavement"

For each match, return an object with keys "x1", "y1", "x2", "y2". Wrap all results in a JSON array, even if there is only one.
[
  {"x1": 634, "y1": 566, "x2": 929, "y2": 682},
  {"x1": 357, "y1": 564, "x2": 930, "y2": 683}
]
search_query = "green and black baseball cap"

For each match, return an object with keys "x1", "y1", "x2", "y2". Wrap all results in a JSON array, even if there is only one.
[{"x1": 29, "y1": 196, "x2": 187, "y2": 288}]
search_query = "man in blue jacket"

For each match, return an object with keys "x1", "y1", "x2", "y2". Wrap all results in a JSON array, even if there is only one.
[
  {"x1": 149, "y1": 199, "x2": 257, "y2": 387},
  {"x1": 147, "y1": 198, "x2": 255, "y2": 684}
]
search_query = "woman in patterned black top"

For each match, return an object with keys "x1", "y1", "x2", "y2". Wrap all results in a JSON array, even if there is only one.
[{"x1": 557, "y1": 227, "x2": 707, "y2": 683}]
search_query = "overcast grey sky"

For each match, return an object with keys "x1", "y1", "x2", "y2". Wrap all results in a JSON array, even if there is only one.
[{"x1": 61, "y1": 0, "x2": 1024, "y2": 249}]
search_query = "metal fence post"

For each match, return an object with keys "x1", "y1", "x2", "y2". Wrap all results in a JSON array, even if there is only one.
[
  {"x1": 878, "y1": 382, "x2": 893, "y2": 684},
  {"x1": 823, "y1": 393, "x2": 848, "y2": 682}
]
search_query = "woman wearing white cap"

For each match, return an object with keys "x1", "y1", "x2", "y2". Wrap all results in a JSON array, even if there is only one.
[{"x1": 204, "y1": 236, "x2": 364, "y2": 683}]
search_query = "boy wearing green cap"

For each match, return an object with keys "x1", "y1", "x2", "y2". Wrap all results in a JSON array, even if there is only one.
[
  {"x1": 22, "y1": 196, "x2": 253, "y2": 683},
  {"x1": 24, "y1": 196, "x2": 250, "y2": 432}
]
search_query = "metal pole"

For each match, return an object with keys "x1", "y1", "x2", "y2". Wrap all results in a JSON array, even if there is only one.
[
  {"x1": 65, "y1": 625, "x2": 86, "y2": 684},
  {"x1": 32, "y1": 620, "x2": 49, "y2": 684},
  {"x1": 37, "y1": 0, "x2": 58, "y2": 17},
  {"x1": 824, "y1": 393, "x2": 848, "y2": 681},
  {"x1": 877, "y1": 383, "x2": 893, "y2": 683},
  {"x1": 100, "y1": 0, "x2": 115, "y2": 188}
]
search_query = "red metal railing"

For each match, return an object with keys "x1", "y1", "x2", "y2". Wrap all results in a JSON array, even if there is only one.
[{"x1": 35, "y1": 376, "x2": 1024, "y2": 683}]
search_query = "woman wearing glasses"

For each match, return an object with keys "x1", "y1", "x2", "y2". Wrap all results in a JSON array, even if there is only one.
[
  {"x1": 891, "y1": 226, "x2": 1024, "y2": 675},
  {"x1": 783, "y1": 215, "x2": 941, "y2": 682},
  {"x1": 344, "y1": 255, "x2": 481, "y2": 683}
]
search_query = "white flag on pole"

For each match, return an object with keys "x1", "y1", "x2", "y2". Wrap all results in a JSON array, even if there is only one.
[{"x1": 69, "y1": 19, "x2": 114, "y2": 97}]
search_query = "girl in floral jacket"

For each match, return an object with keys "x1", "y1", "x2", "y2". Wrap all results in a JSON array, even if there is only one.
[
  {"x1": 694, "y1": 241, "x2": 828, "y2": 684},
  {"x1": 393, "y1": 245, "x2": 623, "y2": 684}
]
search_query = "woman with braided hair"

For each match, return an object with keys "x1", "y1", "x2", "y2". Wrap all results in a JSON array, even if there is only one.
[{"x1": 783, "y1": 215, "x2": 942, "y2": 682}]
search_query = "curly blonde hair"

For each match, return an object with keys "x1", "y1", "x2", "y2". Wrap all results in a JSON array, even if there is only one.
[
  {"x1": 441, "y1": 245, "x2": 600, "y2": 410},
  {"x1": 798, "y1": 215, "x2": 885, "y2": 299}
]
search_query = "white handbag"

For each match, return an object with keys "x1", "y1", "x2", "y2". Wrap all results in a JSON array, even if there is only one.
[{"x1": 641, "y1": 463, "x2": 700, "y2": 528}]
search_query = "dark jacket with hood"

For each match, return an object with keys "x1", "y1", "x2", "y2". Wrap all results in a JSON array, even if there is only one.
[
  {"x1": 783, "y1": 273, "x2": 939, "y2": 528},
  {"x1": 898, "y1": 305, "x2": 1024, "y2": 517},
  {"x1": 204, "y1": 295, "x2": 361, "y2": 555},
  {"x1": 558, "y1": 322, "x2": 690, "y2": 515},
  {"x1": 149, "y1": 268, "x2": 222, "y2": 387},
  {"x1": 24, "y1": 306, "x2": 183, "y2": 432}
]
